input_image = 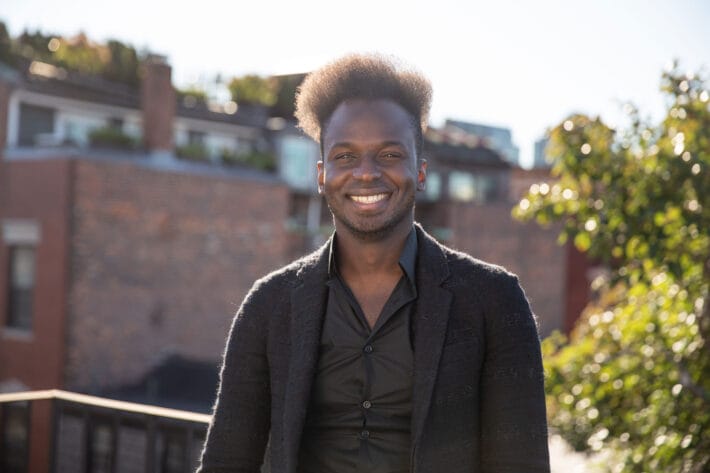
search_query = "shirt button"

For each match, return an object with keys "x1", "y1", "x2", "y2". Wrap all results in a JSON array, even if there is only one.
[
  {"x1": 360, "y1": 430, "x2": 370, "y2": 439},
  {"x1": 363, "y1": 344, "x2": 373, "y2": 353},
  {"x1": 362, "y1": 400, "x2": 372, "y2": 409}
]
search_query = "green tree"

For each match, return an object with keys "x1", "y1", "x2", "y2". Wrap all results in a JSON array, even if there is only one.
[
  {"x1": 270, "y1": 73, "x2": 306, "y2": 118},
  {"x1": 103, "y1": 39, "x2": 140, "y2": 85},
  {"x1": 177, "y1": 86, "x2": 209, "y2": 107},
  {"x1": 52, "y1": 32, "x2": 105, "y2": 75},
  {"x1": 227, "y1": 74, "x2": 278, "y2": 106},
  {"x1": 16, "y1": 28, "x2": 56, "y2": 62},
  {"x1": 0, "y1": 21, "x2": 15, "y2": 65},
  {"x1": 514, "y1": 66, "x2": 709, "y2": 472}
]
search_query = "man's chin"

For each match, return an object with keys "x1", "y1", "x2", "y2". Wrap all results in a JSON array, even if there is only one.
[{"x1": 336, "y1": 216, "x2": 410, "y2": 242}]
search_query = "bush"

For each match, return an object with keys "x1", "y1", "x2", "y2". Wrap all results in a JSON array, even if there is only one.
[
  {"x1": 89, "y1": 126, "x2": 136, "y2": 150},
  {"x1": 176, "y1": 143, "x2": 211, "y2": 162},
  {"x1": 220, "y1": 149, "x2": 276, "y2": 172}
]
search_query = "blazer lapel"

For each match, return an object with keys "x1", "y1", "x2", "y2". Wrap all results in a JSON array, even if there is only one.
[
  {"x1": 282, "y1": 243, "x2": 330, "y2": 473},
  {"x1": 411, "y1": 225, "x2": 452, "y2": 454}
]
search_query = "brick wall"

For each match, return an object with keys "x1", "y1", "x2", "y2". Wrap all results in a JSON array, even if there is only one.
[
  {"x1": 0, "y1": 158, "x2": 73, "y2": 473},
  {"x1": 66, "y1": 159, "x2": 291, "y2": 392},
  {"x1": 0, "y1": 159, "x2": 72, "y2": 389},
  {"x1": 447, "y1": 202, "x2": 565, "y2": 337}
]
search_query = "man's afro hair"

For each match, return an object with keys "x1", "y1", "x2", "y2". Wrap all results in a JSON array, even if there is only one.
[{"x1": 294, "y1": 53, "x2": 432, "y2": 144}]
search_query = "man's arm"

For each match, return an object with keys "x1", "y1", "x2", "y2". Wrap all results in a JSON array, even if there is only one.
[
  {"x1": 197, "y1": 280, "x2": 272, "y2": 473},
  {"x1": 480, "y1": 273, "x2": 550, "y2": 472}
]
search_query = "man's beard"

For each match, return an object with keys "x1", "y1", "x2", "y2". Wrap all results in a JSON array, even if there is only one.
[{"x1": 324, "y1": 193, "x2": 415, "y2": 242}]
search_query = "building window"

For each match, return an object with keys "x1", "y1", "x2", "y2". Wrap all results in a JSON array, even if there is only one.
[
  {"x1": 478, "y1": 175, "x2": 499, "y2": 202},
  {"x1": 6, "y1": 246, "x2": 36, "y2": 331},
  {"x1": 188, "y1": 130, "x2": 206, "y2": 146},
  {"x1": 448, "y1": 172, "x2": 499, "y2": 203},
  {"x1": 0, "y1": 402, "x2": 30, "y2": 473},
  {"x1": 109, "y1": 118, "x2": 124, "y2": 131},
  {"x1": 425, "y1": 172, "x2": 441, "y2": 200},
  {"x1": 279, "y1": 136, "x2": 319, "y2": 191},
  {"x1": 448, "y1": 171, "x2": 476, "y2": 202},
  {"x1": 18, "y1": 103, "x2": 55, "y2": 146}
]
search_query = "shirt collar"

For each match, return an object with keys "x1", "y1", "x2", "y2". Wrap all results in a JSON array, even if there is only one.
[{"x1": 328, "y1": 227, "x2": 418, "y2": 285}]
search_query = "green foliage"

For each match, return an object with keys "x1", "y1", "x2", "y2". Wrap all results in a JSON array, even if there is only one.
[
  {"x1": 220, "y1": 148, "x2": 276, "y2": 172},
  {"x1": 515, "y1": 66, "x2": 710, "y2": 472},
  {"x1": 0, "y1": 21, "x2": 15, "y2": 65},
  {"x1": 2, "y1": 25, "x2": 141, "y2": 85},
  {"x1": 88, "y1": 126, "x2": 136, "y2": 149},
  {"x1": 103, "y1": 40, "x2": 140, "y2": 85},
  {"x1": 177, "y1": 86, "x2": 209, "y2": 107},
  {"x1": 227, "y1": 74, "x2": 278, "y2": 106},
  {"x1": 175, "y1": 143, "x2": 211, "y2": 162},
  {"x1": 52, "y1": 33, "x2": 105, "y2": 75},
  {"x1": 270, "y1": 73, "x2": 306, "y2": 118},
  {"x1": 16, "y1": 28, "x2": 56, "y2": 62}
]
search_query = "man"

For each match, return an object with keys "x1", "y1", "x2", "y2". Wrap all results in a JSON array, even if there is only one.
[{"x1": 198, "y1": 54, "x2": 550, "y2": 473}]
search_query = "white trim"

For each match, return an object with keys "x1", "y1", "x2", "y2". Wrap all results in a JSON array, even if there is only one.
[
  {"x1": 1, "y1": 327, "x2": 33, "y2": 342},
  {"x1": 174, "y1": 116, "x2": 261, "y2": 138},
  {"x1": 6, "y1": 88, "x2": 261, "y2": 147},
  {"x1": 0, "y1": 389, "x2": 212, "y2": 423},
  {"x1": 2, "y1": 219, "x2": 41, "y2": 244}
]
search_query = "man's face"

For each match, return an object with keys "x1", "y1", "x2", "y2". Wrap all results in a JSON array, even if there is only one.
[{"x1": 318, "y1": 99, "x2": 427, "y2": 241}]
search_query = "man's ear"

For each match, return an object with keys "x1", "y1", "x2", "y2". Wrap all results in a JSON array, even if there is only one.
[
  {"x1": 317, "y1": 160, "x2": 324, "y2": 194},
  {"x1": 416, "y1": 159, "x2": 427, "y2": 191}
]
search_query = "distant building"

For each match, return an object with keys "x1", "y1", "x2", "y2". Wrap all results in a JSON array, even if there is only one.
[
  {"x1": 443, "y1": 119, "x2": 521, "y2": 166},
  {"x1": 533, "y1": 136, "x2": 551, "y2": 168}
]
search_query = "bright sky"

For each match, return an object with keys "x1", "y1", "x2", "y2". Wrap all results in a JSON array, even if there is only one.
[{"x1": 4, "y1": 0, "x2": 709, "y2": 167}]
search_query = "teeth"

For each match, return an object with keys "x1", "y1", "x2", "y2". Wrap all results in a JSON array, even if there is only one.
[{"x1": 351, "y1": 193, "x2": 387, "y2": 204}]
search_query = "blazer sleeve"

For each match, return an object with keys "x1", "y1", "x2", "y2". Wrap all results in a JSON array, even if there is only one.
[
  {"x1": 480, "y1": 273, "x2": 550, "y2": 473},
  {"x1": 197, "y1": 279, "x2": 272, "y2": 473}
]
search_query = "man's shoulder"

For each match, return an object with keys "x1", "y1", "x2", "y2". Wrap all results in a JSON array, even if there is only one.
[
  {"x1": 417, "y1": 226, "x2": 518, "y2": 286},
  {"x1": 251, "y1": 241, "x2": 329, "y2": 292}
]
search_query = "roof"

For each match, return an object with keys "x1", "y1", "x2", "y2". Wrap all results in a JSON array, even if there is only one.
[
  {"x1": 424, "y1": 140, "x2": 510, "y2": 169},
  {"x1": 12, "y1": 59, "x2": 267, "y2": 128}
]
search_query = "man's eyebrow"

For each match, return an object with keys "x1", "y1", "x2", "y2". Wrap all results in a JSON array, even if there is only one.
[
  {"x1": 328, "y1": 141, "x2": 356, "y2": 150},
  {"x1": 379, "y1": 140, "x2": 408, "y2": 148},
  {"x1": 328, "y1": 140, "x2": 408, "y2": 150}
]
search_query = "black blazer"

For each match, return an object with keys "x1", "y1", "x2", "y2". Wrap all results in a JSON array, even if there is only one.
[{"x1": 198, "y1": 225, "x2": 550, "y2": 473}]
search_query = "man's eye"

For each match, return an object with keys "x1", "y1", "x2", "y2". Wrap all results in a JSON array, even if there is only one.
[
  {"x1": 382, "y1": 152, "x2": 402, "y2": 159},
  {"x1": 335, "y1": 153, "x2": 356, "y2": 160}
]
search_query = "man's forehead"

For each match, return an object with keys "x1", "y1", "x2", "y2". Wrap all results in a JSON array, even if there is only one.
[{"x1": 322, "y1": 99, "x2": 417, "y2": 148}]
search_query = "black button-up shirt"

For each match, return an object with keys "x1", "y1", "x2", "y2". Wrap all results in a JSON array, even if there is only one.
[{"x1": 298, "y1": 229, "x2": 418, "y2": 473}]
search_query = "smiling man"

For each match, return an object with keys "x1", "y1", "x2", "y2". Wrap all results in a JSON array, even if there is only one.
[{"x1": 198, "y1": 54, "x2": 550, "y2": 473}]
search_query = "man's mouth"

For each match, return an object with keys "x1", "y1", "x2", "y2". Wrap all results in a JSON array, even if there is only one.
[{"x1": 349, "y1": 193, "x2": 388, "y2": 204}]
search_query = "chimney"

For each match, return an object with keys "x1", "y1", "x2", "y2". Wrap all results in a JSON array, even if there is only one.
[{"x1": 141, "y1": 54, "x2": 175, "y2": 154}]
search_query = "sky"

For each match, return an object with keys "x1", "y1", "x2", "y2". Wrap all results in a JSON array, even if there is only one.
[{"x1": 3, "y1": 0, "x2": 709, "y2": 167}]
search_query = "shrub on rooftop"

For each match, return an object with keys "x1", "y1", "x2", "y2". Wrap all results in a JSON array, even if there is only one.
[{"x1": 88, "y1": 126, "x2": 136, "y2": 150}]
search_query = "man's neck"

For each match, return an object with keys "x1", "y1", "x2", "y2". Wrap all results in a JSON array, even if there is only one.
[{"x1": 335, "y1": 220, "x2": 414, "y2": 283}]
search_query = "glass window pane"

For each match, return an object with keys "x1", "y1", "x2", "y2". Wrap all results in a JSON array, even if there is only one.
[
  {"x1": 425, "y1": 172, "x2": 441, "y2": 200},
  {"x1": 7, "y1": 246, "x2": 36, "y2": 330},
  {"x1": 449, "y1": 171, "x2": 475, "y2": 202},
  {"x1": 11, "y1": 247, "x2": 35, "y2": 288},
  {"x1": 280, "y1": 136, "x2": 318, "y2": 190}
]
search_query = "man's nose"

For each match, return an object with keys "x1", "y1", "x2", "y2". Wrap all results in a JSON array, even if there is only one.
[{"x1": 352, "y1": 156, "x2": 381, "y2": 181}]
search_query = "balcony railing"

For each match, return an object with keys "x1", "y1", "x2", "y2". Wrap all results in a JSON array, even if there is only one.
[{"x1": 0, "y1": 389, "x2": 210, "y2": 473}]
